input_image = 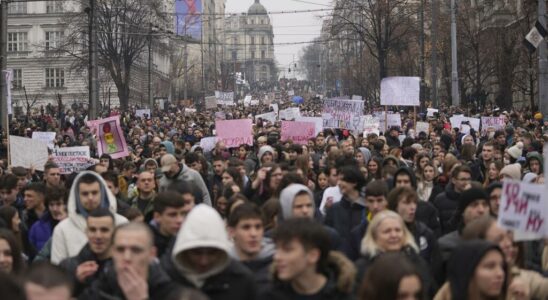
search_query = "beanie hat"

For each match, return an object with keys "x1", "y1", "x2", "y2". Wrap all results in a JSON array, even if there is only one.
[
  {"x1": 457, "y1": 187, "x2": 488, "y2": 215},
  {"x1": 526, "y1": 151, "x2": 543, "y2": 167},
  {"x1": 258, "y1": 145, "x2": 274, "y2": 163},
  {"x1": 534, "y1": 112, "x2": 543, "y2": 120},
  {"x1": 499, "y1": 163, "x2": 521, "y2": 181},
  {"x1": 506, "y1": 142, "x2": 523, "y2": 160}
]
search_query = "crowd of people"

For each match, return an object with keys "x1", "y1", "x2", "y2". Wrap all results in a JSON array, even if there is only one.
[{"x1": 0, "y1": 98, "x2": 547, "y2": 300}]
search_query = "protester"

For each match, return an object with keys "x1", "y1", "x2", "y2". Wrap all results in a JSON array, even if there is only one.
[
  {"x1": 24, "y1": 262, "x2": 73, "y2": 300},
  {"x1": 0, "y1": 229, "x2": 25, "y2": 275},
  {"x1": 28, "y1": 187, "x2": 67, "y2": 252},
  {"x1": 151, "y1": 191, "x2": 186, "y2": 258}
]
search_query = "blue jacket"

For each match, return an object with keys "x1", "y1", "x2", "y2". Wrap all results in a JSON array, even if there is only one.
[{"x1": 29, "y1": 212, "x2": 54, "y2": 251}]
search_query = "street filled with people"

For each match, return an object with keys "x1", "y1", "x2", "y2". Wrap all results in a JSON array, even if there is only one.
[{"x1": 0, "y1": 97, "x2": 547, "y2": 300}]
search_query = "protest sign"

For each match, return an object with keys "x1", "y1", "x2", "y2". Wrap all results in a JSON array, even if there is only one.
[
  {"x1": 387, "y1": 113, "x2": 402, "y2": 129},
  {"x1": 215, "y1": 119, "x2": 253, "y2": 148},
  {"x1": 32, "y1": 132, "x2": 56, "y2": 150},
  {"x1": 351, "y1": 95, "x2": 363, "y2": 100},
  {"x1": 450, "y1": 115, "x2": 480, "y2": 133},
  {"x1": 498, "y1": 179, "x2": 548, "y2": 241},
  {"x1": 416, "y1": 122, "x2": 430, "y2": 134},
  {"x1": 10, "y1": 136, "x2": 49, "y2": 171},
  {"x1": 52, "y1": 146, "x2": 93, "y2": 174},
  {"x1": 215, "y1": 91, "x2": 235, "y2": 106},
  {"x1": 256, "y1": 112, "x2": 278, "y2": 124},
  {"x1": 205, "y1": 96, "x2": 217, "y2": 109},
  {"x1": 270, "y1": 103, "x2": 279, "y2": 113},
  {"x1": 295, "y1": 116, "x2": 323, "y2": 136},
  {"x1": 184, "y1": 108, "x2": 196, "y2": 115},
  {"x1": 426, "y1": 108, "x2": 439, "y2": 117},
  {"x1": 362, "y1": 115, "x2": 380, "y2": 137},
  {"x1": 250, "y1": 100, "x2": 259, "y2": 106},
  {"x1": 244, "y1": 95, "x2": 252, "y2": 107},
  {"x1": 279, "y1": 107, "x2": 301, "y2": 121},
  {"x1": 380, "y1": 77, "x2": 420, "y2": 106},
  {"x1": 288, "y1": 90, "x2": 295, "y2": 96},
  {"x1": 322, "y1": 99, "x2": 364, "y2": 131},
  {"x1": 481, "y1": 117, "x2": 505, "y2": 135},
  {"x1": 215, "y1": 112, "x2": 226, "y2": 120},
  {"x1": 86, "y1": 116, "x2": 129, "y2": 159},
  {"x1": 281, "y1": 121, "x2": 315, "y2": 145},
  {"x1": 135, "y1": 109, "x2": 151, "y2": 118},
  {"x1": 199, "y1": 137, "x2": 217, "y2": 153},
  {"x1": 372, "y1": 111, "x2": 400, "y2": 132}
]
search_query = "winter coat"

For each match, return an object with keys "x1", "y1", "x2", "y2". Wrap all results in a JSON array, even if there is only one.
[
  {"x1": 260, "y1": 251, "x2": 356, "y2": 300},
  {"x1": 228, "y1": 239, "x2": 275, "y2": 294},
  {"x1": 512, "y1": 266, "x2": 548, "y2": 300},
  {"x1": 78, "y1": 261, "x2": 183, "y2": 300},
  {"x1": 433, "y1": 183, "x2": 461, "y2": 235},
  {"x1": 341, "y1": 222, "x2": 367, "y2": 262},
  {"x1": 150, "y1": 224, "x2": 173, "y2": 259},
  {"x1": 410, "y1": 221, "x2": 443, "y2": 284},
  {"x1": 158, "y1": 163, "x2": 211, "y2": 206},
  {"x1": 59, "y1": 243, "x2": 110, "y2": 297},
  {"x1": 51, "y1": 171, "x2": 128, "y2": 264},
  {"x1": 324, "y1": 196, "x2": 367, "y2": 243},
  {"x1": 28, "y1": 211, "x2": 56, "y2": 251},
  {"x1": 162, "y1": 204, "x2": 257, "y2": 300}
]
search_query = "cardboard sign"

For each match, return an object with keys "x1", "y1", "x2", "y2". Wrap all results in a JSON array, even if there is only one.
[
  {"x1": 215, "y1": 112, "x2": 226, "y2": 120},
  {"x1": 86, "y1": 116, "x2": 129, "y2": 159},
  {"x1": 363, "y1": 115, "x2": 380, "y2": 137},
  {"x1": 205, "y1": 96, "x2": 217, "y2": 109},
  {"x1": 215, "y1": 91, "x2": 235, "y2": 106},
  {"x1": 199, "y1": 137, "x2": 217, "y2": 153},
  {"x1": 270, "y1": 104, "x2": 279, "y2": 113},
  {"x1": 450, "y1": 115, "x2": 480, "y2": 132},
  {"x1": 279, "y1": 107, "x2": 301, "y2": 121},
  {"x1": 481, "y1": 117, "x2": 505, "y2": 135},
  {"x1": 256, "y1": 112, "x2": 278, "y2": 124},
  {"x1": 295, "y1": 116, "x2": 323, "y2": 136},
  {"x1": 215, "y1": 119, "x2": 253, "y2": 148},
  {"x1": 52, "y1": 146, "x2": 93, "y2": 174},
  {"x1": 498, "y1": 179, "x2": 548, "y2": 241},
  {"x1": 380, "y1": 77, "x2": 420, "y2": 106},
  {"x1": 416, "y1": 122, "x2": 430, "y2": 134},
  {"x1": 32, "y1": 132, "x2": 56, "y2": 150},
  {"x1": 427, "y1": 108, "x2": 439, "y2": 117},
  {"x1": 244, "y1": 95, "x2": 252, "y2": 107},
  {"x1": 386, "y1": 113, "x2": 402, "y2": 130},
  {"x1": 135, "y1": 109, "x2": 150, "y2": 118},
  {"x1": 10, "y1": 136, "x2": 49, "y2": 171},
  {"x1": 322, "y1": 99, "x2": 364, "y2": 131},
  {"x1": 281, "y1": 121, "x2": 315, "y2": 145}
]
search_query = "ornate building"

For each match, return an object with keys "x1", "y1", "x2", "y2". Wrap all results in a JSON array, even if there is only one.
[{"x1": 221, "y1": 0, "x2": 277, "y2": 89}]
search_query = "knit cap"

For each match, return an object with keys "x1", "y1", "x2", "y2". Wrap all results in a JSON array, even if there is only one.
[
  {"x1": 506, "y1": 142, "x2": 523, "y2": 160},
  {"x1": 499, "y1": 163, "x2": 521, "y2": 180},
  {"x1": 457, "y1": 187, "x2": 488, "y2": 215}
]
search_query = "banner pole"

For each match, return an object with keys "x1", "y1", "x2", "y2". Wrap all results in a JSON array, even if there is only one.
[
  {"x1": 414, "y1": 106, "x2": 417, "y2": 130},
  {"x1": 384, "y1": 106, "x2": 388, "y2": 133}
]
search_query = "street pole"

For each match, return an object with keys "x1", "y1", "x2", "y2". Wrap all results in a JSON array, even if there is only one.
[
  {"x1": 88, "y1": 0, "x2": 98, "y2": 119},
  {"x1": 450, "y1": 0, "x2": 460, "y2": 107},
  {"x1": 419, "y1": 0, "x2": 425, "y2": 110},
  {"x1": 539, "y1": 0, "x2": 548, "y2": 119},
  {"x1": 148, "y1": 23, "x2": 153, "y2": 114},
  {"x1": 431, "y1": 0, "x2": 438, "y2": 108},
  {"x1": 0, "y1": 0, "x2": 8, "y2": 130}
]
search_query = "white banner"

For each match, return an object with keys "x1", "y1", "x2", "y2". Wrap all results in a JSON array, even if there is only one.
[
  {"x1": 416, "y1": 122, "x2": 430, "y2": 134},
  {"x1": 363, "y1": 115, "x2": 380, "y2": 137},
  {"x1": 215, "y1": 91, "x2": 235, "y2": 106},
  {"x1": 295, "y1": 116, "x2": 323, "y2": 136},
  {"x1": 279, "y1": 107, "x2": 301, "y2": 121},
  {"x1": 380, "y1": 77, "x2": 420, "y2": 106},
  {"x1": 135, "y1": 109, "x2": 151, "y2": 118},
  {"x1": 205, "y1": 96, "x2": 217, "y2": 109},
  {"x1": 256, "y1": 112, "x2": 278, "y2": 124},
  {"x1": 32, "y1": 132, "x2": 56, "y2": 150},
  {"x1": 52, "y1": 146, "x2": 93, "y2": 174},
  {"x1": 199, "y1": 137, "x2": 217, "y2": 153},
  {"x1": 10, "y1": 136, "x2": 49, "y2": 171},
  {"x1": 322, "y1": 99, "x2": 364, "y2": 131}
]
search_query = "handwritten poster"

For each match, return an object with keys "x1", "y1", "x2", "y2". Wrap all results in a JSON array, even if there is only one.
[
  {"x1": 481, "y1": 117, "x2": 506, "y2": 136},
  {"x1": 215, "y1": 119, "x2": 253, "y2": 148},
  {"x1": 87, "y1": 116, "x2": 129, "y2": 159},
  {"x1": 32, "y1": 132, "x2": 56, "y2": 150},
  {"x1": 380, "y1": 77, "x2": 420, "y2": 106},
  {"x1": 416, "y1": 122, "x2": 430, "y2": 134},
  {"x1": 135, "y1": 109, "x2": 151, "y2": 118},
  {"x1": 363, "y1": 115, "x2": 380, "y2": 137},
  {"x1": 295, "y1": 116, "x2": 323, "y2": 136},
  {"x1": 10, "y1": 136, "x2": 49, "y2": 171},
  {"x1": 215, "y1": 91, "x2": 235, "y2": 106},
  {"x1": 322, "y1": 99, "x2": 364, "y2": 131},
  {"x1": 52, "y1": 146, "x2": 94, "y2": 174},
  {"x1": 199, "y1": 137, "x2": 217, "y2": 153},
  {"x1": 256, "y1": 112, "x2": 278, "y2": 124},
  {"x1": 205, "y1": 96, "x2": 217, "y2": 109},
  {"x1": 279, "y1": 107, "x2": 301, "y2": 121},
  {"x1": 498, "y1": 179, "x2": 548, "y2": 240},
  {"x1": 281, "y1": 121, "x2": 316, "y2": 145}
]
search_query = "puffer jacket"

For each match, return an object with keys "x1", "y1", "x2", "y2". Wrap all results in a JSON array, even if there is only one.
[
  {"x1": 260, "y1": 251, "x2": 356, "y2": 300},
  {"x1": 433, "y1": 183, "x2": 461, "y2": 235}
]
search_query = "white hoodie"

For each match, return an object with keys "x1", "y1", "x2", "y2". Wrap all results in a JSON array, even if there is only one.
[
  {"x1": 171, "y1": 204, "x2": 230, "y2": 288},
  {"x1": 51, "y1": 171, "x2": 128, "y2": 264}
]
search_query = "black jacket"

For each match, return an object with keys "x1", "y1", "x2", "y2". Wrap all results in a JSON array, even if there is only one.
[
  {"x1": 261, "y1": 251, "x2": 356, "y2": 300},
  {"x1": 409, "y1": 221, "x2": 443, "y2": 285},
  {"x1": 162, "y1": 255, "x2": 257, "y2": 300},
  {"x1": 432, "y1": 183, "x2": 461, "y2": 235},
  {"x1": 324, "y1": 196, "x2": 367, "y2": 243},
  {"x1": 78, "y1": 261, "x2": 182, "y2": 300},
  {"x1": 150, "y1": 224, "x2": 173, "y2": 259},
  {"x1": 59, "y1": 243, "x2": 110, "y2": 297},
  {"x1": 341, "y1": 222, "x2": 367, "y2": 262}
]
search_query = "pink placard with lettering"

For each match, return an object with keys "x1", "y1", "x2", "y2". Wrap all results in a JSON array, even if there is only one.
[{"x1": 215, "y1": 119, "x2": 253, "y2": 148}]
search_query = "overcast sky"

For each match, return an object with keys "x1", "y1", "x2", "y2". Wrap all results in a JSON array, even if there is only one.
[{"x1": 225, "y1": 0, "x2": 333, "y2": 78}]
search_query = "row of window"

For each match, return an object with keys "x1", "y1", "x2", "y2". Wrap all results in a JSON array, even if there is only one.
[
  {"x1": 232, "y1": 36, "x2": 270, "y2": 45},
  {"x1": 8, "y1": 2, "x2": 64, "y2": 14},
  {"x1": 7, "y1": 30, "x2": 64, "y2": 52},
  {"x1": 231, "y1": 50, "x2": 268, "y2": 60},
  {"x1": 10, "y1": 68, "x2": 65, "y2": 89}
]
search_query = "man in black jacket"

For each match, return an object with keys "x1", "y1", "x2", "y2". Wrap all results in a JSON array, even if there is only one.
[
  {"x1": 150, "y1": 191, "x2": 187, "y2": 258},
  {"x1": 433, "y1": 165, "x2": 472, "y2": 235},
  {"x1": 79, "y1": 222, "x2": 183, "y2": 300},
  {"x1": 60, "y1": 208, "x2": 115, "y2": 297}
]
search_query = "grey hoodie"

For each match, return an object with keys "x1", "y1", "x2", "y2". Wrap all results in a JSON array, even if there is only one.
[{"x1": 279, "y1": 184, "x2": 314, "y2": 220}]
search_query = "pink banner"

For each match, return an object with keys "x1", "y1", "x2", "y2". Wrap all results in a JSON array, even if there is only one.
[
  {"x1": 281, "y1": 121, "x2": 315, "y2": 145},
  {"x1": 86, "y1": 116, "x2": 129, "y2": 159},
  {"x1": 215, "y1": 119, "x2": 253, "y2": 148}
]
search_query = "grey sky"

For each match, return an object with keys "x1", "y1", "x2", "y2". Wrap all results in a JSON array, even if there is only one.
[{"x1": 225, "y1": 0, "x2": 333, "y2": 79}]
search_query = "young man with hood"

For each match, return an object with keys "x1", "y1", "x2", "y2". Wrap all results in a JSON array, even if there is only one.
[
  {"x1": 279, "y1": 183, "x2": 341, "y2": 250},
  {"x1": 227, "y1": 203, "x2": 274, "y2": 294},
  {"x1": 393, "y1": 167, "x2": 441, "y2": 236},
  {"x1": 158, "y1": 154, "x2": 211, "y2": 206},
  {"x1": 261, "y1": 218, "x2": 356, "y2": 300},
  {"x1": 79, "y1": 222, "x2": 182, "y2": 300},
  {"x1": 433, "y1": 165, "x2": 472, "y2": 235},
  {"x1": 162, "y1": 204, "x2": 257, "y2": 300},
  {"x1": 51, "y1": 171, "x2": 128, "y2": 264}
]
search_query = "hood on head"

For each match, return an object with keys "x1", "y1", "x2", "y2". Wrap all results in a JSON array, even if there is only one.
[
  {"x1": 279, "y1": 184, "x2": 314, "y2": 220},
  {"x1": 161, "y1": 141, "x2": 175, "y2": 154},
  {"x1": 258, "y1": 145, "x2": 275, "y2": 163},
  {"x1": 172, "y1": 204, "x2": 230, "y2": 275},
  {"x1": 393, "y1": 167, "x2": 417, "y2": 189},
  {"x1": 526, "y1": 151, "x2": 543, "y2": 166},
  {"x1": 382, "y1": 155, "x2": 400, "y2": 168},
  {"x1": 500, "y1": 163, "x2": 521, "y2": 181},
  {"x1": 357, "y1": 147, "x2": 372, "y2": 165}
]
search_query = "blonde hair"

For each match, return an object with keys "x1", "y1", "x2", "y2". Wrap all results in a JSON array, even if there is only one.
[{"x1": 360, "y1": 210, "x2": 418, "y2": 257}]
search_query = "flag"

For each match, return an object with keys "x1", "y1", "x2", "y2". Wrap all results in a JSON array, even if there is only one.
[{"x1": 524, "y1": 21, "x2": 548, "y2": 53}]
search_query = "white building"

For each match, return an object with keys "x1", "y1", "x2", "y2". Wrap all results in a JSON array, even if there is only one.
[{"x1": 6, "y1": 0, "x2": 172, "y2": 112}]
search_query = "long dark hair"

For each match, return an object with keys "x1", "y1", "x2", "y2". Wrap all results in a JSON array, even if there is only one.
[
  {"x1": 360, "y1": 252, "x2": 425, "y2": 300},
  {"x1": 0, "y1": 229, "x2": 25, "y2": 275}
]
